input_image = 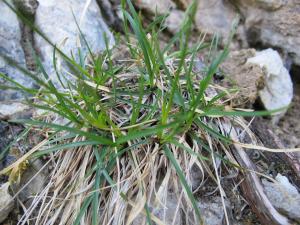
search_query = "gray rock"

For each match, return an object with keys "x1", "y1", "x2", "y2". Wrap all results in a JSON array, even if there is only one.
[
  {"x1": 34, "y1": 0, "x2": 114, "y2": 88},
  {"x1": 132, "y1": 191, "x2": 182, "y2": 225},
  {"x1": 262, "y1": 174, "x2": 300, "y2": 222},
  {"x1": 164, "y1": 9, "x2": 185, "y2": 34},
  {"x1": 133, "y1": 0, "x2": 175, "y2": 15},
  {"x1": 12, "y1": 159, "x2": 48, "y2": 205},
  {"x1": 0, "y1": 182, "x2": 14, "y2": 223},
  {"x1": 0, "y1": 0, "x2": 34, "y2": 101},
  {"x1": 247, "y1": 49, "x2": 293, "y2": 120},
  {"x1": 185, "y1": 196, "x2": 228, "y2": 225},
  {"x1": 13, "y1": 0, "x2": 39, "y2": 16},
  {"x1": 195, "y1": 0, "x2": 237, "y2": 41},
  {"x1": 237, "y1": 0, "x2": 300, "y2": 66},
  {"x1": 190, "y1": 163, "x2": 204, "y2": 191},
  {"x1": 197, "y1": 196, "x2": 226, "y2": 225},
  {"x1": 0, "y1": 101, "x2": 33, "y2": 120}
]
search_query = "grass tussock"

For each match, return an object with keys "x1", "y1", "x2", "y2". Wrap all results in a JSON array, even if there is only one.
[{"x1": 1, "y1": 0, "x2": 299, "y2": 224}]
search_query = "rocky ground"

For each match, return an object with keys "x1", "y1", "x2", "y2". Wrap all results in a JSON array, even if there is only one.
[{"x1": 0, "y1": 0, "x2": 300, "y2": 224}]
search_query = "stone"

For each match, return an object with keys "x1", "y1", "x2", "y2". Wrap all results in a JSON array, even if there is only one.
[
  {"x1": 237, "y1": 0, "x2": 300, "y2": 66},
  {"x1": 12, "y1": 159, "x2": 48, "y2": 205},
  {"x1": 34, "y1": 0, "x2": 114, "y2": 88},
  {"x1": 198, "y1": 197, "x2": 226, "y2": 225},
  {"x1": 13, "y1": 0, "x2": 39, "y2": 71},
  {"x1": 0, "y1": 182, "x2": 14, "y2": 223},
  {"x1": 134, "y1": 0, "x2": 175, "y2": 15},
  {"x1": 221, "y1": 49, "x2": 265, "y2": 107},
  {"x1": 96, "y1": 0, "x2": 123, "y2": 32},
  {"x1": 164, "y1": 9, "x2": 185, "y2": 34},
  {"x1": 172, "y1": 0, "x2": 192, "y2": 10},
  {"x1": 184, "y1": 196, "x2": 227, "y2": 225},
  {"x1": 195, "y1": 0, "x2": 237, "y2": 41},
  {"x1": 247, "y1": 48, "x2": 293, "y2": 119},
  {"x1": 0, "y1": 121, "x2": 23, "y2": 172},
  {"x1": 262, "y1": 174, "x2": 300, "y2": 222},
  {"x1": 0, "y1": 102, "x2": 33, "y2": 120},
  {"x1": 132, "y1": 191, "x2": 182, "y2": 225},
  {"x1": 0, "y1": 0, "x2": 34, "y2": 101},
  {"x1": 151, "y1": 191, "x2": 182, "y2": 224},
  {"x1": 190, "y1": 163, "x2": 204, "y2": 191},
  {"x1": 13, "y1": 0, "x2": 39, "y2": 16}
]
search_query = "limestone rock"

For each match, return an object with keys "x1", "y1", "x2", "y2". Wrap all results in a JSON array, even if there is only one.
[
  {"x1": 0, "y1": 182, "x2": 14, "y2": 223},
  {"x1": 247, "y1": 48, "x2": 293, "y2": 118},
  {"x1": 0, "y1": 0, "x2": 34, "y2": 101},
  {"x1": 34, "y1": 0, "x2": 114, "y2": 88},
  {"x1": 262, "y1": 174, "x2": 300, "y2": 222}
]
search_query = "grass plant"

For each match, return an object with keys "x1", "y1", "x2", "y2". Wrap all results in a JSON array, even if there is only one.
[{"x1": 0, "y1": 0, "x2": 295, "y2": 224}]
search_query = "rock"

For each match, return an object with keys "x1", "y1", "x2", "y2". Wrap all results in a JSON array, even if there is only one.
[
  {"x1": 195, "y1": 0, "x2": 237, "y2": 41},
  {"x1": 186, "y1": 196, "x2": 227, "y2": 225},
  {"x1": 237, "y1": 0, "x2": 300, "y2": 66},
  {"x1": 151, "y1": 191, "x2": 182, "y2": 224},
  {"x1": 134, "y1": 0, "x2": 175, "y2": 15},
  {"x1": 12, "y1": 159, "x2": 48, "y2": 205},
  {"x1": 247, "y1": 48, "x2": 293, "y2": 119},
  {"x1": 96, "y1": 0, "x2": 123, "y2": 32},
  {"x1": 13, "y1": 0, "x2": 39, "y2": 71},
  {"x1": 221, "y1": 48, "x2": 293, "y2": 117},
  {"x1": 0, "y1": 102, "x2": 33, "y2": 120},
  {"x1": 134, "y1": 0, "x2": 300, "y2": 66},
  {"x1": 172, "y1": 0, "x2": 192, "y2": 10},
  {"x1": 250, "y1": 0, "x2": 285, "y2": 11},
  {"x1": 190, "y1": 163, "x2": 204, "y2": 191},
  {"x1": 13, "y1": 0, "x2": 39, "y2": 16},
  {"x1": 132, "y1": 190, "x2": 182, "y2": 225},
  {"x1": 0, "y1": 182, "x2": 14, "y2": 223},
  {"x1": 164, "y1": 9, "x2": 185, "y2": 34},
  {"x1": 0, "y1": 121, "x2": 23, "y2": 172},
  {"x1": 262, "y1": 174, "x2": 300, "y2": 222},
  {"x1": 34, "y1": 0, "x2": 114, "y2": 88},
  {"x1": 0, "y1": 0, "x2": 34, "y2": 101},
  {"x1": 221, "y1": 49, "x2": 265, "y2": 107}
]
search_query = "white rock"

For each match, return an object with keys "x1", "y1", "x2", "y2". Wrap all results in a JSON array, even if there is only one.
[
  {"x1": 262, "y1": 174, "x2": 300, "y2": 222},
  {"x1": 34, "y1": 0, "x2": 114, "y2": 88},
  {"x1": 275, "y1": 174, "x2": 299, "y2": 195},
  {"x1": 247, "y1": 49, "x2": 293, "y2": 119},
  {"x1": 0, "y1": 182, "x2": 14, "y2": 223}
]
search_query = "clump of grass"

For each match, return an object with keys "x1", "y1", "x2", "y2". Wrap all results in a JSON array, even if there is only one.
[{"x1": 0, "y1": 0, "x2": 286, "y2": 224}]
